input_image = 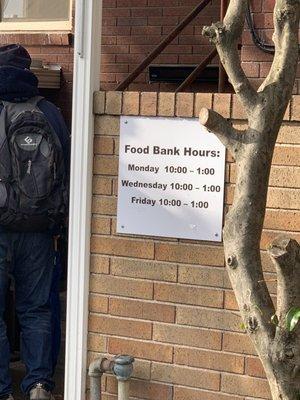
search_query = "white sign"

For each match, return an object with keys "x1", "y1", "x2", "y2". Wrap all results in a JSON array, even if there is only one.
[{"x1": 117, "y1": 116, "x2": 226, "y2": 242}]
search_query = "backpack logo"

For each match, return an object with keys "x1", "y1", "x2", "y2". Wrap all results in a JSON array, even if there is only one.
[{"x1": 25, "y1": 136, "x2": 33, "y2": 144}]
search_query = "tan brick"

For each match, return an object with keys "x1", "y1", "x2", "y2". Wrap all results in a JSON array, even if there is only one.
[
  {"x1": 174, "y1": 347, "x2": 244, "y2": 374},
  {"x1": 175, "y1": 92, "x2": 194, "y2": 117},
  {"x1": 140, "y1": 92, "x2": 157, "y2": 116},
  {"x1": 177, "y1": 306, "x2": 242, "y2": 332},
  {"x1": 213, "y1": 93, "x2": 231, "y2": 118},
  {"x1": 224, "y1": 290, "x2": 239, "y2": 310},
  {"x1": 154, "y1": 282, "x2": 224, "y2": 308},
  {"x1": 155, "y1": 242, "x2": 224, "y2": 266},
  {"x1": 108, "y1": 337, "x2": 173, "y2": 363},
  {"x1": 109, "y1": 297, "x2": 175, "y2": 323},
  {"x1": 194, "y1": 93, "x2": 213, "y2": 117},
  {"x1": 261, "y1": 230, "x2": 300, "y2": 250},
  {"x1": 93, "y1": 176, "x2": 112, "y2": 195},
  {"x1": 221, "y1": 373, "x2": 271, "y2": 399},
  {"x1": 153, "y1": 323, "x2": 222, "y2": 350},
  {"x1": 91, "y1": 236, "x2": 155, "y2": 259},
  {"x1": 105, "y1": 91, "x2": 122, "y2": 115},
  {"x1": 230, "y1": 164, "x2": 300, "y2": 189},
  {"x1": 158, "y1": 92, "x2": 175, "y2": 116},
  {"x1": 91, "y1": 216, "x2": 111, "y2": 235},
  {"x1": 111, "y1": 257, "x2": 177, "y2": 281},
  {"x1": 90, "y1": 255, "x2": 110, "y2": 274},
  {"x1": 87, "y1": 333, "x2": 107, "y2": 353},
  {"x1": 89, "y1": 294, "x2": 109, "y2": 313},
  {"x1": 291, "y1": 95, "x2": 300, "y2": 121},
  {"x1": 272, "y1": 145, "x2": 300, "y2": 166},
  {"x1": 122, "y1": 91, "x2": 140, "y2": 115},
  {"x1": 245, "y1": 356, "x2": 266, "y2": 378},
  {"x1": 278, "y1": 124, "x2": 300, "y2": 144},
  {"x1": 174, "y1": 387, "x2": 243, "y2": 400},
  {"x1": 92, "y1": 196, "x2": 117, "y2": 215},
  {"x1": 93, "y1": 155, "x2": 118, "y2": 175},
  {"x1": 95, "y1": 115, "x2": 120, "y2": 136},
  {"x1": 264, "y1": 209, "x2": 300, "y2": 231},
  {"x1": 94, "y1": 136, "x2": 114, "y2": 155},
  {"x1": 94, "y1": 91, "x2": 106, "y2": 115},
  {"x1": 178, "y1": 265, "x2": 226, "y2": 288},
  {"x1": 106, "y1": 376, "x2": 173, "y2": 400},
  {"x1": 223, "y1": 332, "x2": 256, "y2": 355},
  {"x1": 89, "y1": 274, "x2": 153, "y2": 299},
  {"x1": 232, "y1": 95, "x2": 246, "y2": 120},
  {"x1": 89, "y1": 314, "x2": 152, "y2": 339},
  {"x1": 151, "y1": 362, "x2": 220, "y2": 391}
]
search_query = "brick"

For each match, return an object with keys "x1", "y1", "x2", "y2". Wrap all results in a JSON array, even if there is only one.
[
  {"x1": 151, "y1": 363, "x2": 220, "y2": 391},
  {"x1": 89, "y1": 314, "x2": 152, "y2": 339},
  {"x1": 110, "y1": 257, "x2": 177, "y2": 281},
  {"x1": 93, "y1": 155, "x2": 118, "y2": 175},
  {"x1": 178, "y1": 265, "x2": 226, "y2": 288},
  {"x1": 91, "y1": 236, "x2": 154, "y2": 259},
  {"x1": 91, "y1": 216, "x2": 111, "y2": 234},
  {"x1": 232, "y1": 95, "x2": 246, "y2": 119},
  {"x1": 174, "y1": 347, "x2": 244, "y2": 374},
  {"x1": 221, "y1": 374, "x2": 271, "y2": 398},
  {"x1": 106, "y1": 376, "x2": 173, "y2": 400},
  {"x1": 278, "y1": 124, "x2": 300, "y2": 144},
  {"x1": 272, "y1": 145, "x2": 300, "y2": 166},
  {"x1": 90, "y1": 255, "x2": 110, "y2": 274},
  {"x1": 94, "y1": 136, "x2": 114, "y2": 155},
  {"x1": 92, "y1": 196, "x2": 117, "y2": 215},
  {"x1": 109, "y1": 297, "x2": 175, "y2": 322},
  {"x1": 224, "y1": 290, "x2": 238, "y2": 310},
  {"x1": 95, "y1": 116, "x2": 120, "y2": 136},
  {"x1": 122, "y1": 91, "x2": 140, "y2": 115},
  {"x1": 154, "y1": 282, "x2": 224, "y2": 308},
  {"x1": 87, "y1": 333, "x2": 107, "y2": 353},
  {"x1": 291, "y1": 95, "x2": 300, "y2": 120},
  {"x1": 94, "y1": 92, "x2": 106, "y2": 114},
  {"x1": 93, "y1": 176, "x2": 112, "y2": 195},
  {"x1": 89, "y1": 274, "x2": 153, "y2": 299},
  {"x1": 153, "y1": 323, "x2": 222, "y2": 350},
  {"x1": 175, "y1": 93, "x2": 194, "y2": 117},
  {"x1": 158, "y1": 92, "x2": 175, "y2": 116},
  {"x1": 140, "y1": 92, "x2": 157, "y2": 116},
  {"x1": 213, "y1": 93, "x2": 231, "y2": 118},
  {"x1": 177, "y1": 306, "x2": 243, "y2": 332},
  {"x1": 108, "y1": 337, "x2": 173, "y2": 362},
  {"x1": 223, "y1": 332, "x2": 256, "y2": 355},
  {"x1": 245, "y1": 356, "x2": 266, "y2": 378},
  {"x1": 194, "y1": 93, "x2": 213, "y2": 117},
  {"x1": 155, "y1": 242, "x2": 224, "y2": 266},
  {"x1": 105, "y1": 91, "x2": 123, "y2": 115},
  {"x1": 174, "y1": 387, "x2": 243, "y2": 400},
  {"x1": 263, "y1": 209, "x2": 300, "y2": 231},
  {"x1": 89, "y1": 294, "x2": 109, "y2": 313}
]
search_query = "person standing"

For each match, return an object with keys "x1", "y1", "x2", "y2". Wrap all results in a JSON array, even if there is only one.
[{"x1": 0, "y1": 44, "x2": 69, "y2": 400}]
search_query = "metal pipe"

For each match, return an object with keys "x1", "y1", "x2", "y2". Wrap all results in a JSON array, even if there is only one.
[
  {"x1": 115, "y1": 0, "x2": 213, "y2": 91},
  {"x1": 89, "y1": 355, "x2": 135, "y2": 400}
]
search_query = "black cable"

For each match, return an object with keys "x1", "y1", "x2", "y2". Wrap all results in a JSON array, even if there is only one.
[{"x1": 246, "y1": 3, "x2": 300, "y2": 54}]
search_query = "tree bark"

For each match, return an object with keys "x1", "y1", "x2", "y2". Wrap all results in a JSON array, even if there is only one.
[{"x1": 200, "y1": 1, "x2": 300, "y2": 399}]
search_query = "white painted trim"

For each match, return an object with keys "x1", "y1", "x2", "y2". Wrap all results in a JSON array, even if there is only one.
[{"x1": 64, "y1": 1, "x2": 102, "y2": 400}]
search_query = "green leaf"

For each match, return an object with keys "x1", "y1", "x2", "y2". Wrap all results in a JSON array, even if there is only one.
[{"x1": 286, "y1": 307, "x2": 300, "y2": 332}]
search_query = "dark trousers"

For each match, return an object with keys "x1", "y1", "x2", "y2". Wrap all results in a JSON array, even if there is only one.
[{"x1": 0, "y1": 231, "x2": 55, "y2": 396}]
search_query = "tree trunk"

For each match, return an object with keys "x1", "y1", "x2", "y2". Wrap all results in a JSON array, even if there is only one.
[{"x1": 199, "y1": 1, "x2": 300, "y2": 398}]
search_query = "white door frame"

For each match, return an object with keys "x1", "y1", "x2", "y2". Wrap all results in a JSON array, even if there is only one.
[{"x1": 64, "y1": 1, "x2": 102, "y2": 400}]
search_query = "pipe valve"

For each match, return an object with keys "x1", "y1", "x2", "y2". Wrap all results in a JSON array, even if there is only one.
[{"x1": 112, "y1": 355, "x2": 135, "y2": 381}]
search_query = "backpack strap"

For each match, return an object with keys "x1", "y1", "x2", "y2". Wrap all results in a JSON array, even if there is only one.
[{"x1": 2, "y1": 96, "x2": 45, "y2": 124}]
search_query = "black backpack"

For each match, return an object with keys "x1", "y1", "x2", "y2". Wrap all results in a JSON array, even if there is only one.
[{"x1": 0, "y1": 96, "x2": 68, "y2": 232}]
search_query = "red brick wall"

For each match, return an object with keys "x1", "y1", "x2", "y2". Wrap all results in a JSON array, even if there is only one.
[{"x1": 241, "y1": 0, "x2": 300, "y2": 93}]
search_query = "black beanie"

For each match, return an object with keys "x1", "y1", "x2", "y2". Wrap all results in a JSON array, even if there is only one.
[{"x1": 0, "y1": 44, "x2": 31, "y2": 69}]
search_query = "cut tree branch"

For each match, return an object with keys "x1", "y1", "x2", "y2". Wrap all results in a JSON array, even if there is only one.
[
  {"x1": 268, "y1": 236, "x2": 300, "y2": 327},
  {"x1": 199, "y1": 108, "x2": 245, "y2": 157},
  {"x1": 202, "y1": 0, "x2": 258, "y2": 113}
]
